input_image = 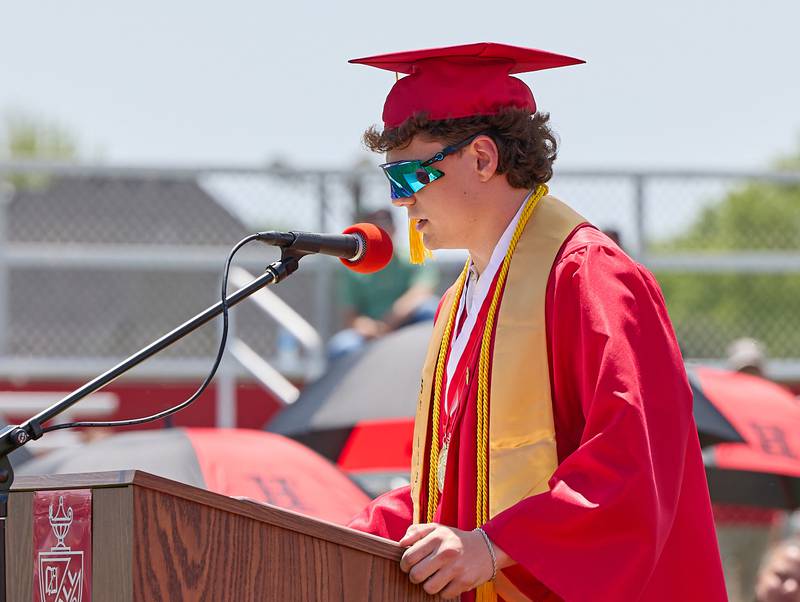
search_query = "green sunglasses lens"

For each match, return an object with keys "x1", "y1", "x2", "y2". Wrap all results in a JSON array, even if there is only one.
[{"x1": 381, "y1": 161, "x2": 444, "y2": 199}]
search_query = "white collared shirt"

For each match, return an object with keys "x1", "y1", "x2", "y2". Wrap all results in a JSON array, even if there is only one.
[{"x1": 443, "y1": 189, "x2": 534, "y2": 417}]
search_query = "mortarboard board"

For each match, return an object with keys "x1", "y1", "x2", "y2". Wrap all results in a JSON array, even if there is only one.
[{"x1": 350, "y1": 42, "x2": 584, "y2": 128}]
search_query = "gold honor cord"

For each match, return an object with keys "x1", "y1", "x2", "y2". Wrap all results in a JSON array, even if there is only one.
[{"x1": 423, "y1": 185, "x2": 548, "y2": 602}]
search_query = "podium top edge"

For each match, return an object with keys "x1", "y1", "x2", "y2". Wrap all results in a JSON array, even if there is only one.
[
  {"x1": 10, "y1": 469, "x2": 405, "y2": 561},
  {"x1": 11, "y1": 469, "x2": 139, "y2": 491}
]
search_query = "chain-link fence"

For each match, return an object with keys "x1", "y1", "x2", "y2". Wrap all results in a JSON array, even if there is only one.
[{"x1": 1, "y1": 162, "x2": 798, "y2": 382}]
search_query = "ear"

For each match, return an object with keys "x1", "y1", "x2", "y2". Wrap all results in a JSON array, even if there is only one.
[{"x1": 471, "y1": 135, "x2": 499, "y2": 182}]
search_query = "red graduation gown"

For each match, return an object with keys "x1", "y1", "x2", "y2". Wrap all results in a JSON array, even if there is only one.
[{"x1": 348, "y1": 225, "x2": 727, "y2": 601}]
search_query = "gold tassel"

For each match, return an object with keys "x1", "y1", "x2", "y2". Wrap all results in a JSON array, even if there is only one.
[
  {"x1": 408, "y1": 219, "x2": 433, "y2": 265},
  {"x1": 475, "y1": 581, "x2": 496, "y2": 602}
]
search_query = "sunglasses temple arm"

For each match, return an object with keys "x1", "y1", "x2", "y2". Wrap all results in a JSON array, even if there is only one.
[{"x1": 422, "y1": 131, "x2": 491, "y2": 166}]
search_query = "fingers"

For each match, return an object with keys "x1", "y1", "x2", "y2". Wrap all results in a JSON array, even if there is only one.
[
  {"x1": 439, "y1": 578, "x2": 471, "y2": 600},
  {"x1": 399, "y1": 522, "x2": 437, "y2": 547},
  {"x1": 420, "y1": 565, "x2": 457, "y2": 597},
  {"x1": 400, "y1": 533, "x2": 439, "y2": 573},
  {"x1": 407, "y1": 549, "x2": 445, "y2": 585}
]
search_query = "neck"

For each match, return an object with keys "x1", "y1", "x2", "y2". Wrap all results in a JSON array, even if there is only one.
[{"x1": 469, "y1": 187, "x2": 531, "y2": 275}]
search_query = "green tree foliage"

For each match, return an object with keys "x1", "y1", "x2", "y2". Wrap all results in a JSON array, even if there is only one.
[
  {"x1": 659, "y1": 181, "x2": 800, "y2": 252},
  {"x1": 0, "y1": 110, "x2": 78, "y2": 188},
  {"x1": 656, "y1": 151, "x2": 800, "y2": 359}
]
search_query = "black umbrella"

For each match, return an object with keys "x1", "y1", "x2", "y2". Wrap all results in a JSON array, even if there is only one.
[
  {"x1": 686, "y1": 368, "x2": 746, "y2": 447},
  {"x1": 267, "y1": 322, "x2": 430, "y2": 459},
  {"x1": 704, "y1": 460, "x2": 800, "y2": 511}
]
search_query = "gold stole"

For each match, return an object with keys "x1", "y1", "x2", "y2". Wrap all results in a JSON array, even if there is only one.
[{"x1": 409, "y1": 195, "x2": 586, "y2": 601}]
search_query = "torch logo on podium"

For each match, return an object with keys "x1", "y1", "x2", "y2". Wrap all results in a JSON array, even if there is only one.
[{"x1": 37, "y1": 495, "x2": 85, "y2": 602}]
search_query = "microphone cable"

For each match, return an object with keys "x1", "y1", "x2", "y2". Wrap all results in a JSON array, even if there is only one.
[{"x1": 42, "y1": 233, "x2": 263, "y2": 433}]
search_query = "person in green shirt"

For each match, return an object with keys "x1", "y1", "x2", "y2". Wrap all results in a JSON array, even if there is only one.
[{"x1": 329, "y1": 209, "x2": 438, "y2": 359}]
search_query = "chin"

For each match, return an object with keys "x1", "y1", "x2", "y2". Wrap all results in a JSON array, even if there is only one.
[
  {"x1": 420, "y1": 232, "x2": 435, "y2": 248},
  {"x1": 421, "y1": 233, "x2": 446, "y2": 250},
  {"x1": 425, "y1": 233, "x2": 465, "y2": 251},
  {"x1": 422, "y1": 228, "x2": 461, "y2": 251}
]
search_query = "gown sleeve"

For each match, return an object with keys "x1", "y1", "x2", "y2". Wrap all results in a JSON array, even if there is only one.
[
  {"x1": 347, "y1": 485, "x2": 414, "y2": 541},
  {"x1": 482, "y1": 241, "x2": 700, "y2": 601}
]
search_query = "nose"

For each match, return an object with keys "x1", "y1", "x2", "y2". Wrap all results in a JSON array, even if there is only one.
[{"x1": 391, "y1": 195, "x2": 416, "y2": 208}]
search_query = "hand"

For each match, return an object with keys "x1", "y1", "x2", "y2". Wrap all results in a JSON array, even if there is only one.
[
  {"x1": 398, "y1": 523, "x2": 494, "y2": 599},
  {"x1": 352, "y1": 316, "x2": 389, "y2": 339}
]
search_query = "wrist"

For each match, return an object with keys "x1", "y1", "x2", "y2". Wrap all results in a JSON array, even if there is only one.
[
  {"x1": 476, "y1": 527, "x2": 515, "y2": 571},
  {"x1": 492, "y1": 541, "x2": 514, "y2": 570},
  {"x1": 474, "y1": 528, "x2": 497, "y2": 581}
]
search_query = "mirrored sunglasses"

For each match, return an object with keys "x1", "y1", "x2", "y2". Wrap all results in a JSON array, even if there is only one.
[{"x1": 378, "y1": 131, "x2": 489, "y2": 200}]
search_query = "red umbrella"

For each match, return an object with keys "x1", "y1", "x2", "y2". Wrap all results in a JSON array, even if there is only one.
[
  {"x1": 338, "y1": 418, "x2": 415, "y2": 472},
  {"x1": 17, "y1": 428, "x2": 370, "y2": 524},
  {"x1": 697, "y1": 367, "x2": 800, "y2": 509},
  {"x1": 337, "y1": 418, "x2": 415, "y2": 496}
]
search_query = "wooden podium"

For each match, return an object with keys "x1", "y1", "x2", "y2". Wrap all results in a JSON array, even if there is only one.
[{"x1": 5, "y1": 470, "x2": 441, "y2": 601}]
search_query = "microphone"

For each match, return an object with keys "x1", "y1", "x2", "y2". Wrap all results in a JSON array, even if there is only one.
[{"x1": 257, "y1": 223, "x2": 393, "y2": 274}]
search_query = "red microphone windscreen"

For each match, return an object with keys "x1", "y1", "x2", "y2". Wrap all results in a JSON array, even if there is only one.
[{"x1": 340, "y1": 223, "x2": 393, "y2": 273}]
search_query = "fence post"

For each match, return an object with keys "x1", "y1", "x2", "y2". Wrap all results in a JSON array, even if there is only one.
[
  {"x1": 0, "y1": 181, "x2": 13, "y2": 358},
  {"x1": 314, "y1": 174, "x2": 332, "y2": 342},
  {"x1": 216, "y1": 302, "x2": 237, "y2": 428},
  {"x1": 633, "y1": 174, "x2": 647, "y2": 260}
]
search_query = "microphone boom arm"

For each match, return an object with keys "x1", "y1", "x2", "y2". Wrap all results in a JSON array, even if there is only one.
[
  {"x1": 0, "y1": 240, "x2": 322, "y2": 602},
  {"x1": 0, "y1": 248, "x2": 308, "y2": 494}
]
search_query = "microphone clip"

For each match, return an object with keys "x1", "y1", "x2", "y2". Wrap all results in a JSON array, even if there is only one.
[{"x1": 257, "y1": 231, "x2": 315, "y2": 262}]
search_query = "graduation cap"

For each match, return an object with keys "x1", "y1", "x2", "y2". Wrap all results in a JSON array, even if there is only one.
[{"x1": 350, "y1": 42, "x2": 585, "y2": 128}]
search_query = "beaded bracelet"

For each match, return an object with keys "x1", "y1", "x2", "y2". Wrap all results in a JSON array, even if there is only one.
[{"x1": 474, "y1": 527, "x2": 497, "y2": 581}]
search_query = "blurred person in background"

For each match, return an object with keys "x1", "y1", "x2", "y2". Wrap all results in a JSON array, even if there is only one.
[
  {"x1": 755, "y1": 538, "x2": 800, "y2": 602},
  {"x1": 347, "y1": 42, "x2": 725, "y2": 601},
  {"x1": 328, "y1": 208, "x2": 438, "y2": 359},
  {"x1": 715, "y1": 337, "x2": 786, "y2": 601},
  {"x1": 728, "y1": 337, "x2": 768, "y2": 377}
]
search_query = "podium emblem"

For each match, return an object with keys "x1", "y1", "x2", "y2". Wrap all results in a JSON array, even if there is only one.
[{"x1": 33, "y1": 490, "x2": 92, "y2": 602}]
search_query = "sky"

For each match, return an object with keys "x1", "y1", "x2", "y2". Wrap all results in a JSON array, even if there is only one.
[{"x1": 1, "y1": 0, "x2": 799, "y2": 171}]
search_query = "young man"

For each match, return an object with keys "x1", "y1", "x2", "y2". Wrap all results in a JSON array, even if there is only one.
[{"x1": 348, "y1": 42, "x2": 727, "y2": 601}]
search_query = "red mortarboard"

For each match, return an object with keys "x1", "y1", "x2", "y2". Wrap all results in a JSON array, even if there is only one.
[{"x1": 350, "y1": 42, "x2": 584, "y2": 128}]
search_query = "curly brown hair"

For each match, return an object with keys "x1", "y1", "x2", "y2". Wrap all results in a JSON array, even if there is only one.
[{"x1": 363, "y1": 108, "x2": 559, "y2": 189}]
